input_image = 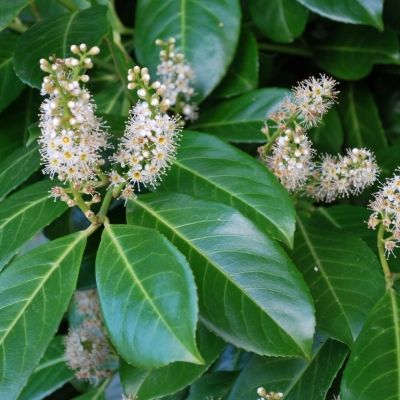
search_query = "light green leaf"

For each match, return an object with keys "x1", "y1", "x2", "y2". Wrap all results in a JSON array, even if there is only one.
[
  {"x1": 17, "y1": 336, "x2": 73, "y2": 400},
  {"x1": 127, "y1": 193, "x2": 315, "y2": 358},
  {"x1": 313, "y1": 26, "x2": 400, "y2": 80},
  {"x1": 120, "y1": 325, "x2": 224, "y2": 400},
  {"x1": 0, "y1": 142, "x2": 40, "y2": 201},
  {"x1": 214, "y1": 29, "x2": 259, "y2": 98},
  {"x1": 96, "y1": 224, "x2": 202, "y2": 368},
  {"x1": 134, "y1": 0, "x2": 241, "y2": 101},
  {"x1": 14, "y1": 6, "x2": 110, "y2": 88},
  {"x1": 228, "y1": 337, "x2": 348, "y2": 399},
  {"x1": 0, "y1": 232, "x2": 86, "y2": 399},
  {"x1": 0, "y1": 180, "x2": 67, "y2": 270},
  {"x1": 0, "y1": 0, "x2": 29, "y2": 31},
  {"x1": 161, "y1": 131, "x2": 296, "y2": 247},
  {"x1": 249, "y1": 0, "x2": 308, "y2": 43},
  {"x1": 341, "y1": 291, "x2": 400, "y2": 400},
  {"x1": 292, "y1": 215, "x2": 385, "y2": 346},
  {"x1": 191, "y1": 88, "x2": 288, "y2": 142},
  {"x1": 308, "y1": 106, "x2": 344, "y2": 154},
  {"x1": 339, "y1": 83, "x2": 387, "y2": 150},
  {"x1": 0, "y1": 32, "x2": 24, "y2": 112},
  {"x1": 296, "y1": 0, "x2": 384, "y2": 30}
]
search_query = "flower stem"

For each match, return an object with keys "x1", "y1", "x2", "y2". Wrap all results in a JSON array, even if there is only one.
[{"x1": 377, "y1": 224, "x2": 394, "y2": 290}]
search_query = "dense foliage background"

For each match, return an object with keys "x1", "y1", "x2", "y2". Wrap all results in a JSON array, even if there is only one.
[{"x1": 0, "y1": 0, "x2": 400, "y2": 399}]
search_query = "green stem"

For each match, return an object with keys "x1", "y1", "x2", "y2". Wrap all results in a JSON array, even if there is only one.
[
  {"x1": 258, "y1": 42, "x2": 312, "y2": 57},
  {"x1": 70, "y1": 185, "x2": 90, "y2": 215},
  {"x1": 98, "y1": 188, "x2": 115, "y2": 219},
  {"x1": 377, "y1": 224, "x2": 393, "y2": 290},
  {"x1": 263, "y1": 129, "x2": 281, "y2": 154},
  {"x1": 8, "y1": 18, "x2": 28, "y2": 33}
]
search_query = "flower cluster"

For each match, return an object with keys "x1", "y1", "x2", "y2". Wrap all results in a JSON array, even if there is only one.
[
  {"x1": 110, "y1": 66, "x2": 181, "y2": 200},
  {"x1": 156, "y1": 37, "x2": 198, "y2": 121},
  {"x1": 269, "y1": 74, "x2": 338, "y2": 130},
  {"x1": 64, "y1": 289, "x2": 117, "y2": 384},
  {"x1": 261, "y1": 126, "x2": 315, "y2": 192},
  {"x1": 368, "y1": 171, "x2": 400, "y2": 256},
  {"x1": 260, "y1": 75, "x2": 378, "y2": 201},
  {"x1": 257, "y1": 387, "x2": 284, "y2": 400},
  {"x1": 310, "y1": 148, "x2": 379, "y2": 203},
  {"x1": 38, "y1": 44, "x2": 108, "y2": 185}
]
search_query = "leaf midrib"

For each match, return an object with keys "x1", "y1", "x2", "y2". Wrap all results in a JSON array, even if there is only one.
[
  {"x1": 390, "y1": 290, "x2": 400, "y2": 397},
  {"x1": 104, "y1": 225, "x2": 198, "y2": 360},
  {"x1": 133, "y1": 199, "x2": 306, "y2": 357},
  {"x1": 173, "y1": 159, "x2": 288, "y2": 243},
  {"x1": 0, "y1": 233, "x2": 84, "y2": 348},
  {"x1": 296, "y1": 216, "x2": 353, "y2": 341}
]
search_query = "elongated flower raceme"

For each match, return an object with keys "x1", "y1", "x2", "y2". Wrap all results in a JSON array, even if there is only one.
[
  {"x1": 38, "y1": 44, "x2": 108, "y2": 185},
  {"x1": 110, "y1": 66, "x2": 181, "y2": 201},
  {"x1": 156, "y1": 37, "x2": 198, "y2": 121},
  {"x1": 368, "y1": 171, "x2": 400, "y2": 256},
  {"x1": 64, "y1": 289, "x2": 117, "y2": 384},
  {"x1": 311, "y1": 148, "x2": 379, "y2": 203}
]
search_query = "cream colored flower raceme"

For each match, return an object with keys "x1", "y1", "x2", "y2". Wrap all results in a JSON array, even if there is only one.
[{"x1": 38, "y1": 44, "x2": 108, "y2": 185}]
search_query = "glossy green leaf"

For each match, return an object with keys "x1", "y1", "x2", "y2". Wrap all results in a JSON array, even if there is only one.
[
  {"x1": 313, "y1": 205, "x2": 376, "y2": 251},
  {"x1": 341, "y1": 291, "x2": 400, "y2": 400},
  {"x1": 96, "y1": 224, "x2": 202, "y2": 368},
  {"x1": 161, "y1": 131, "x2": 296, "y2": 247},
  {"x1": 313, "y1": 26, "x2": 400, "y2": 80},
  {"x1": 14, "y1": 6, "x2": 110, "y2": 88},
  {"x1": 0, "y1": 232, "x2": 86, "y2": 399},
  {"x1": 0, "y1": 142, "x2": 40, "y2": 201},
  {"x1": 339, "y1": 83, "x2": 387, "y2": 150},
  {"x1": 249, "y1": 0, "x2": 308, "y2": 43},
  {"x1": 0, "y1": 0, "x2": 29, "y2": 31},
  {"x1": 0, "y1": 180, "x2": 67, "y2": 270},
  {"x1": 308, "y1": 106, "x2": 343, "y2": 154},
  {"x1": 0, "y1": 32, "x2": 24, "y2": 112},
  {"x1": 296, "y1": 0, "x2": 384, "y2": 30},
  {"x1": 191, "y1": 88, "x2": 288, "y2": 142},
  {"x1": 187, "y1": 371, "x2": 238, "y2": 400},
  {"x1": 134, "y1": 0, "x2": 241, "y2": 101},
  {"x1": 120, "y1": 325, "x2": 224, "y2": 400},
  {"x1": 214, "y1": 29, "x2": 259, "y2": 98},
  {"x1": 18, "y1": 336, "x2": 73, "y2": 400},
  {"x1": 127, "y1": 193, "x2": 315, "y2": 358},
  {"x1": 292, "y1": 215, "x2": 384, "y2": 346},
  {"x1": 228, "y1": 337, "x2": 348, "y2": 399}
]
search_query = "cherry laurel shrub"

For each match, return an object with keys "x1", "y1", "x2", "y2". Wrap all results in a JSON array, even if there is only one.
[{"x1": 0, "y1": 1, "x2": 399, "y2": 400}]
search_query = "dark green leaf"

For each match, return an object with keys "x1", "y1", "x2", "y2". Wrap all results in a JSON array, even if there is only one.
[
  {"x1": 134, "y1": 0, "x2": 241, "y2": 101},
  {"x1": 308, "y1": 106, "x2": 343, "y2": 154},
  {"x1": 191, "y1": 88, "x2": 288, "y2": 142},
  {"x1": 341, "y1": 291, "x2": 400, "y2": 400},
  {"x1": 312, "y1": 205, "x2": 376, "y2": 251},
  {"x1": 0, "y1": 142, "x2": 40, "y2": 201},
  {"x1": 313, "y1": 26, "x2": 399, "y2": 80},
  {"x1": 96, "y1": 224, "x2": 202, "y2": 368},
  {"x1": 214, "y1": 29, "x2": 259, "y2": 98},
  {"x1": 17, "y1": 336, "x2": 74, "y2": 400},
  {"x1": 161, "y1": 131, "x2": 296, "y2": 247},
  {"x1": 127, "y1": 193, "x2": 315, "y2": 358},
  {"x1": 339, "y1": 83, "x2": 387, "y2": 150},
  {"x1": 0, "y1": 180, "x2": 67, "y2": 270},
  {"x1": 0, "y1": 32, "x2": 24, "y2": 112},
  {"x1": 0, "y1": 0, "x2": 29, "y2": 31},
  {"x1": 72, "y1": 379, "x2": 109, "y2": 400},
  {"x1": 14, "y1": 6, "x2": 110, "y2": 88},
  {"x1": 0, "y1": 232, "x2": 86, "y2": 399},
  {"x1": 249, "y1": 0, "x2": 308, "y2": 43},
  {"x1": 187, "y1": 371, "x2": 238, "y2": 400},
  {"x1": 292, "y1": 215, "x2": 384, "y2": 345},
  {"x1": 120, "y1": 325, "x2": 224, "y2": 400},
  {"x1": 228, "y1": 337, "x2": 348, "y2": 399},
  {"x1": 296, "y1": 0, "x2": 384, "y2": 30}
]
